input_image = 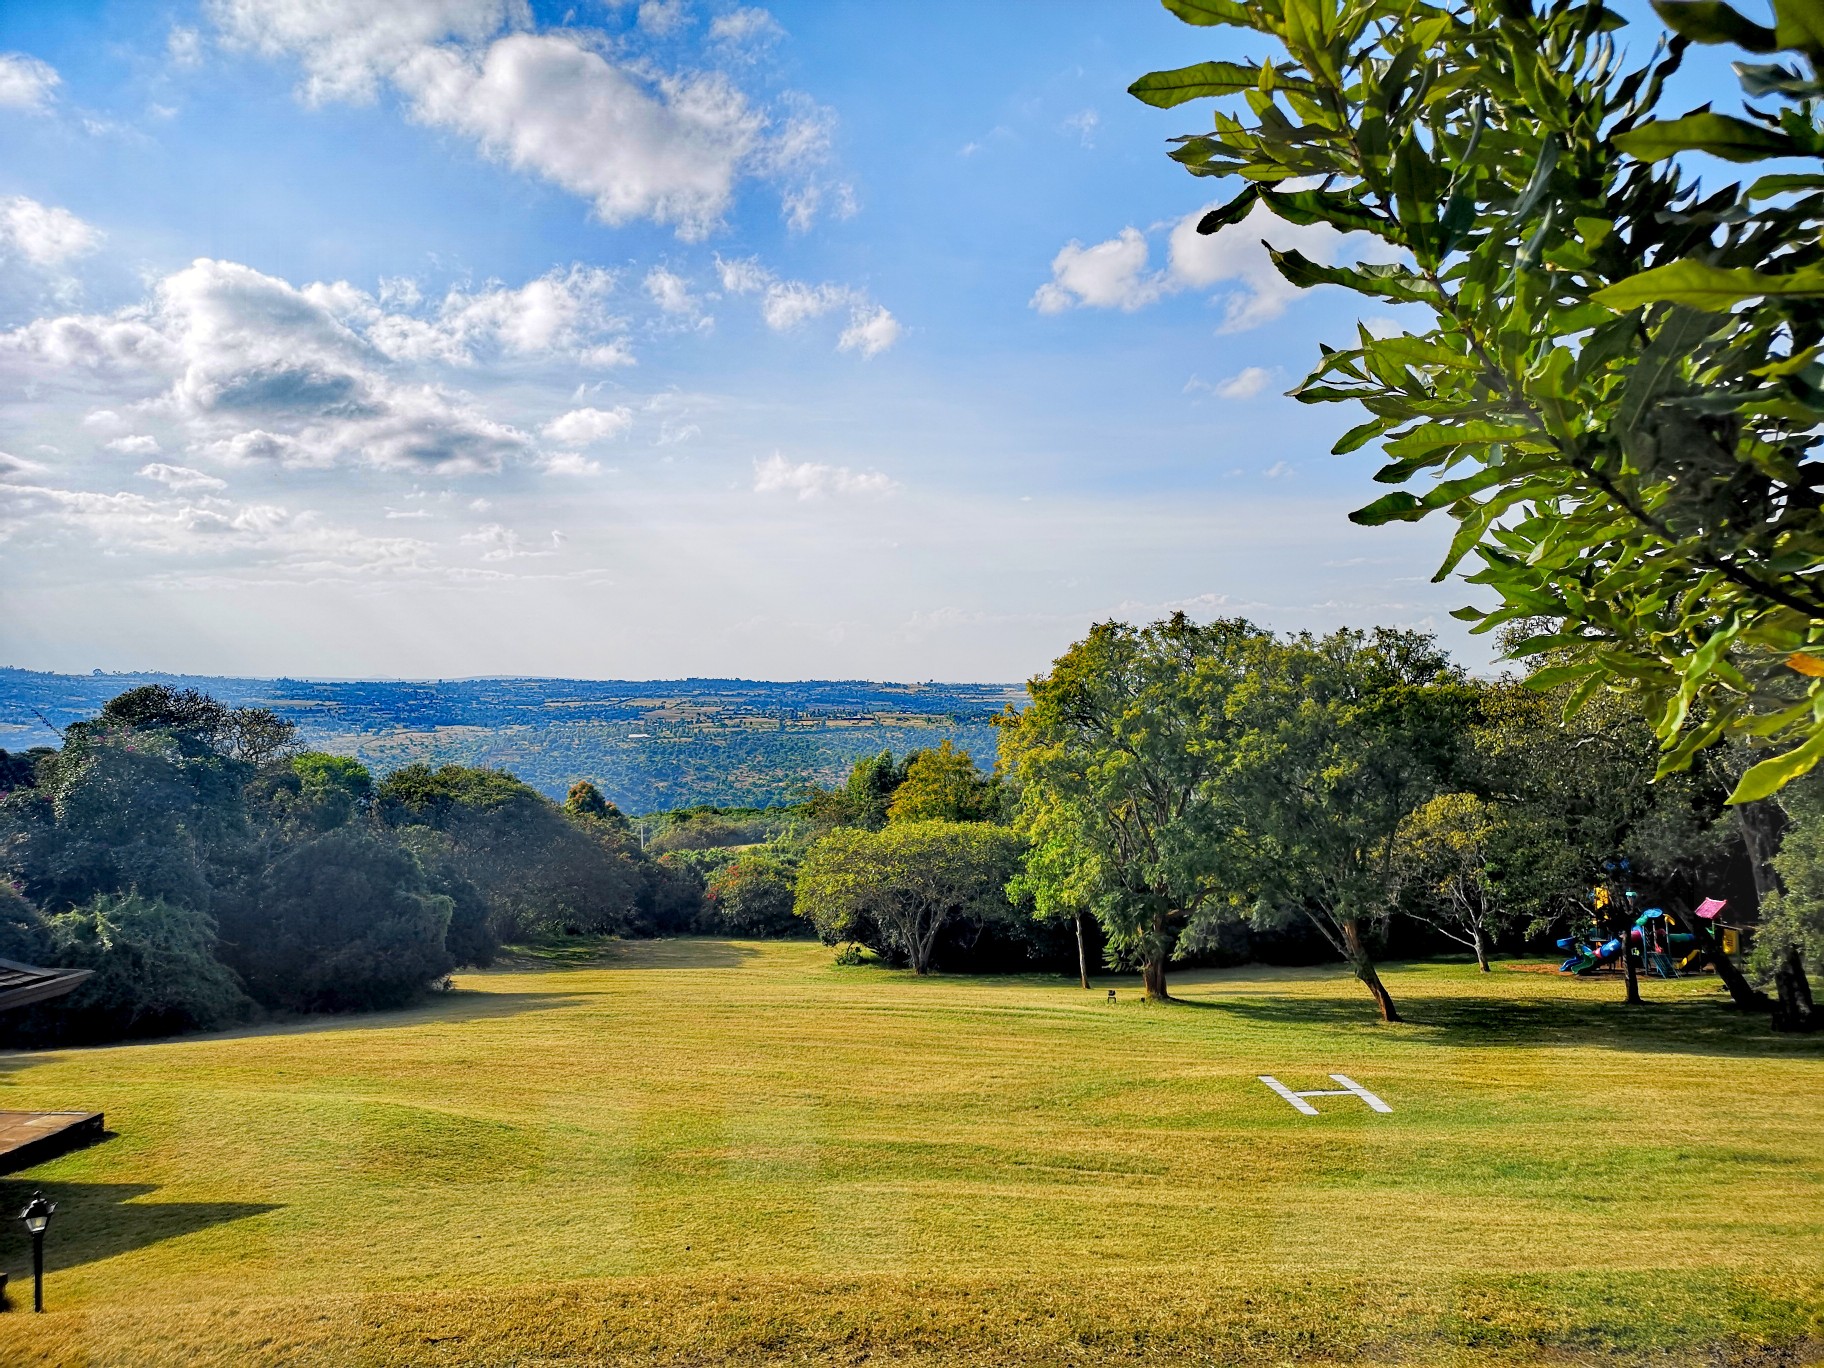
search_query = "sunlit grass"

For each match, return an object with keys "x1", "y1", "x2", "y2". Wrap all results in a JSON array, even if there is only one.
[{"x1": 1, "y1": 940, "x2": 1819, "y2": 1365}]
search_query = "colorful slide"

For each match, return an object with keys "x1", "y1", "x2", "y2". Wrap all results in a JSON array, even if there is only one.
[{"x1": 1558, "y1": 905, "x2": 1708, "y2": 976}]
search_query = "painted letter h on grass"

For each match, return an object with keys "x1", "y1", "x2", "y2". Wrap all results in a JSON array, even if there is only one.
[{"x1": 1258, "y1": 1074, "x2": 1392, "y2": 1115}]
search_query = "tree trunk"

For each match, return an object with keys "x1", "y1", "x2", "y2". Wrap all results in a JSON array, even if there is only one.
[
  {"x1": 1688, "y1": 916, "x2": 1768, "y2": 1012},
  {"x1": 1074, "y1": 911, "x2": 1091, "y2": 991},
  {"x1": 1773, "y1": 946, "x2": 1818, "y2": 1033},
  {"x1": 1142, "y1": 909, "x2": 1171, "y2": 1001},
  {"x1": 1737, "y1": 800, "x2": 1814, "y2": 1029},
  {"x1": 1622, "y1": 935, "x2": 1643, "y2": 1004},
  {"x1": 1472, "y1": 925, "x2": 1490, "y2": 973},
  {"x1": 1341, "y1": 917, "x2": 1400, "y2": 1023},
  {"x1": 1142, "y1": 954, "x2": 1168, "y2": 1001}
]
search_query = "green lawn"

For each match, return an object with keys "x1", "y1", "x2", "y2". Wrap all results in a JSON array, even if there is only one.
[{"x1": 1, "y1": 939, "x2": 1820, "y2": 1366}]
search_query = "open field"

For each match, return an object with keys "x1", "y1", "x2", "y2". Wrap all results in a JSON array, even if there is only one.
[{"x1": 0, "y1": 940, "x2": 1820, "y2": 1366}]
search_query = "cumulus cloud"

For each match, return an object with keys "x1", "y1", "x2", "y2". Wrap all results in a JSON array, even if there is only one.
[
  {"x1": 365, "y1": 265, "x2": 629, "y2": 366},
  {"x1": 208, "y1": 0, "x2": 521, "y2": 106},
  {"x1": 541, "y1": 405, "x2": 632, "y2": 445},
  {"x1": 539, "y1": 451, "x2": 601, "y2": 476},
  {"x1": 1036, "y1": 203, "x2": 1397, "y2": 331},
  {"x1": 643, "y1": 265, "x2": 704, "y2": 322},
  {"x1": 106, "y1": 434, "x2": 162, "y2": 456},
  {"x1": 209, "y1": 1, "x2": 838, "y2": 239},
  {"x1": 0, "y1": 479, "x2": 433, "y2": 574},
  {"x1": 718, "y1": 257, "x2": 900, "y2": 356},
  {"x1": 139, "y1": 462, "x2": 227, "y2": 491},
  {"x1": 752, "y1": 452, "x2": 896, "y2": 500},
  {"x1": 709, "y1": 6, "x2": 784, "y2": 47},
  {"x1": 1031, "y1": 227, "x2": 1163, "y2": 314},
  {"x1": 168, "y1": 26, "x2": 205, "y2": 67},
  {"x1": 0, "y1": 451, "x2": 48, "y2": 481},
  {"x1": 1, "y1": 256, "x2": 541, "y2": 475},
  {"x1": 1211, "y1": 366, "x2": 1273, "y2": 400},
  {"x1": 0, "y1": 197, "x2": 102, "y2": 267},
  {"x1": 0, "y1": 53, "x2": 59, "y2": 111},
  {"x1": 837, "y1": 305, "x2": 901, "y2": 359}
]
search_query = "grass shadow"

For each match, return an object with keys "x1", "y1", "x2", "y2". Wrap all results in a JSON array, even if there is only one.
[
  {"x1": 1206, "y1": 990, "x2": 1824, "y2": 1060},
  {"x1": 493, "y1": 936, "x2": 763, "y2": 972},
  {"x1": 0, "y1": 1180, "x2": 280, "y2": 1281}
]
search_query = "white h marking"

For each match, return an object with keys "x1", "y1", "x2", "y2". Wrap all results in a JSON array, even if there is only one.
[{"x1": 1258, "y1": 1074, "x2": 1392, "y2": 1115}]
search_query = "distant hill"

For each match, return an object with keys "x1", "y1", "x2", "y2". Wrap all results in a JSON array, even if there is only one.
[{"x1": 0, "y1": 669, "x2": 1023, "y2": 812}]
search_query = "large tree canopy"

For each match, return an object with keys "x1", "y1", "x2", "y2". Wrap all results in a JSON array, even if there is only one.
[{"x1": 1136, "y1": 0, "x2": 1824, "y2": 802}]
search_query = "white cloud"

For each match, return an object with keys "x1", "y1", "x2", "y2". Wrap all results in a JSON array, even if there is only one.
[
  {"x1": 1263, "y1": 460, "x2": 1293, "y2": 479},
  {"x1": 139, "y1": 462, "x2": 227, "y2": 491},
  {"x1": 637, "y1": 0, "x2": 690, "y2": 36},
  {"x1": 0, "y1": 479, "x2": 433, "y2": 574},
  {"x1": 397, "y1": 34, "x2": 762, "y2": 239},
  {"x1": 0, "y1": 451, "x2": 48, "y2": 481},
  {"x1": 82, "y1": 409, "x2": 123, "y2": 429},
  {"x1": 1168, "y1": 202, "x2": 1385, "y2": 332},
  {"x1": 838, "y1": 305, "x2": 901, "y2": 359},
  {"x1": 1031, "y1": 227, "x2": 1163, "y2": 314},
  {"x1": 106, "y1": 434, "x2": 162, "y2": 456},
  {"x1": 0, "y1": 197, "x2": 102, "y2": 267},
  {"x1": 208, "y1": 0, "x2": 521, "y2": 106},
  {"x1": 715, "y1": 254, "x2": 769, "y2": 294},
  {"x1": 718, "y1": 257, "x2": 897, "y2": 354},
  {"x1": 211, "y1": 2, "x2": 836, "y2": 238},
  {"x1": 168, "y1": 26, "x2": 205, "y2": 67},
  {"x1": 0, "y1": 53, "x2": 59, "y2": 111},
  {"x1": 1037, "y1": 203, "x2": 1395, "y2": 331},
  {"x1": 540, "y1": 451, "x2": 601, "y2": 476},
  {"x1": 2, "y1": 257, "x2": 538, "y2": 474},
  {"x1": 1212, "y1": 366, "x2": 1273, "y2": 400},
  {"x1": 367, "y1": 265, "x2": 627, "y2": 366},
  {"x1": 541, "y1": 406, "x2": 632, "y2": 445},
  {"x1": 643, "y1": 265, "x2": 703, "y2": 321},
  {"x1": 1062, "y1": 108, "x2": 1098, "y2": 147},
  {"x1": 709, "y1": 7, "x2": 784, "y2": 47},
  {"x1": 752, "y1": 452, "x2": 896, "y2": 500},
  {"x1": 462, "y1": 522, "x2": 560, "y2": 559}
]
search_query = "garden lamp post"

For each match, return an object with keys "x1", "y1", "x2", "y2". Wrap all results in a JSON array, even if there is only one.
[{"x1": 19, "y1": 1192, "x2": 53, "y2": 1313}]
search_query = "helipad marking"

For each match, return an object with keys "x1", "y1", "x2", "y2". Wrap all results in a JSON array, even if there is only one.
[{"x1": 1258, "y1": 1074, "x2": 1392, "y2": 1115}]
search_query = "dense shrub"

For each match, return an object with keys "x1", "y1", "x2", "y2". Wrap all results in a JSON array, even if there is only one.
[
  {"x1": 40, "y1": 892, "x2": 252, "y2": 1042},
  {"x1": 704, "y1": 855, "x2": 801, "y2": 937},
  {"x1": 229, "y1": 828, "x2": 454, "y2": 1012}
]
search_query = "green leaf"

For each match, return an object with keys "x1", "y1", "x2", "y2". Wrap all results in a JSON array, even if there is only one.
[
  {"x1": 1161, "y1": 0, "x2": 1260, "y2": 26},
  {"x1": 1773, "y1": 0, "x2": 1824, "y2": 56},
  {"x1": 1332, "y1": 417, "x2": 1391, "y2": 455},
  {"x1": 1197, "y1": 185, "x2": 1261, "y2": 234},
  {"x1": 1650, "y1": 0, "x2": 1779, "y2": 50},
  {"x1": 1728, "y1": 725, "x2": 1824, "y2": 803},
  {"x1": 1746, "y1": 172, "x2": 1824, "y2": 199},
  {"x1": 1349, "y1": 491, "x2": 1428, "y2": 525},
  {"x1": 1129, "y1": 61, "x2": 1302, "y2": 108},
  {"x1": 1594, "y1": 259, "x2": 1824, "y2": 311},
  {"x1": 1613, "y1": 111, "x2": 1798, "y2": 162}
]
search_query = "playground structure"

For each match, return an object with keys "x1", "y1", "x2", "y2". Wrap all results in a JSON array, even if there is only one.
[{"x1": 1557, "y1": 896, "x2": 1743, "y2": 978}]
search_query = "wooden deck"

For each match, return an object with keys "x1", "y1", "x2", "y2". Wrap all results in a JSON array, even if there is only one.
[
  {"x1": 0, "y1": 1111, "x2": 105, "y2": 1175},
  {"x1": 0, "y1": 958, "x2": 92, "y2": 1013}
]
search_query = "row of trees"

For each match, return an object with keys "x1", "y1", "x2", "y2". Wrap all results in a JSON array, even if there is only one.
[
  {"x1": 0, "y1": 686, "x2": 703, "y2": 1043},
  {"x1": 1122, "y1": 0, "x2": 1824, "y2": 1026}
]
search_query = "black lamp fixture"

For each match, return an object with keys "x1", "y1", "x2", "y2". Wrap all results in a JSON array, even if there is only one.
[{"x1": 18, "y1": 1192, "x2": 53, "y2": 1313}]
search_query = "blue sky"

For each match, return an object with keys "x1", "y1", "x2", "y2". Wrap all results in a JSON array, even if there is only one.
[{"x1": 0, "y1": 0, "x2": 1730, "y2": 681}]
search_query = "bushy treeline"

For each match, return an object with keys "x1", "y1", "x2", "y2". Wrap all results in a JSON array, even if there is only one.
[{"x1": 0, "y1": 687, "x2": 706, "y2": 1044}]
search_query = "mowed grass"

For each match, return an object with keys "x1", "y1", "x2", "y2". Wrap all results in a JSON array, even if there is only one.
[{"x1": 1, "y1": 940, "x2": 1821, "y2": 1367}]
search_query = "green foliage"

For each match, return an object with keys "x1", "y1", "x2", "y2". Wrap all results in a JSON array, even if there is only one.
[
  {"x1": 228, "y1": 828, "x2": 454, "y2": 1012},
  {"x1": 0, "y1": 879, "x2": 52, "y2": 963},
  {"x1": 42, "y1": 892, "x2": 252, "y2": 1042},
  {"x1": 1392, "y1": 792, "x2": 1506, "y2": 967},
  {"x1": 378, "y1": 763, "x2": 648, "y2": 939},
  {"x1": 795, "y1": 821, "x2": 1025, "y2": 973},
  {"x1": 564, "y1": 779, "x2": 630, "y2": 831},
  {"x1": 887, "y1": 740, "x2": 998, "y2": 824},
  {"x1": 1138, "y1": 0, "x2": 1824, "y2": 801},
  {"x1": 806, "y1": 750, "x2": 906, "y2": 831},
  {"x1": 704, "y1": 853, "x2": 801, "y2": 937},
  {"x1": 1226, "y1": 628, "x2": 1474, "y2": 1019},
  {"x1": 1001, "y1": 614, "x2": 1266, "y2": 999},
  {"x1": 1755, "y1": 776, "x2": 1824, "y2": 989}
]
